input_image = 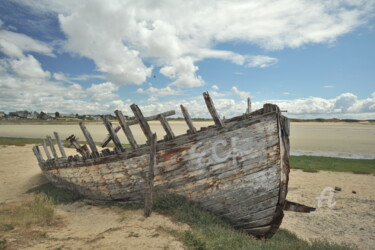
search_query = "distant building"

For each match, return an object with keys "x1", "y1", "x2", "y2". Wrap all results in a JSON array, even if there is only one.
[{"x1": 0, "y1": 111, "x2": 5, "y2": 119}]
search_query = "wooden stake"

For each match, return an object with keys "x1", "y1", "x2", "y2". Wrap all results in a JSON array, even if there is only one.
[
  {"x1": 246, "y1": 97, "x2": 252, "y2": 115},
  {"x1": 42, "y1": 139, "x2": 51, "y2": 160},
  {"x1": 114, "y1": 110, "x2": 138, "y2": 149},
  {"x1": 158, "y1": 114, "x2": 175, "y2": 140},
  {"x1": 79, "y1": 122, "x2": 99, "y2": 157},
  {"x1": 32, "y1": 145, "x2": 44, "y2": 163},
  {"x1": 130, "y1": 104, "x2": 153, "y2": 144},
  {"x1": 144, "y1": 133, "x2": 157, "y2": 217},
  {"x1": 102, "y1": 116, "x2": 123, "y2": 152},
  {"x1": 54, "y1": 132, "x2": 67, "y2": 159},
  {"x1": 180, "y1": 105, "x2": 197, "y2": 134},
  {"x1": 203, "y1": 91, "x2": 223, "y2": 127},
  {"x1": 46, "y1": 136, "x2": 58, "y2": 159}
]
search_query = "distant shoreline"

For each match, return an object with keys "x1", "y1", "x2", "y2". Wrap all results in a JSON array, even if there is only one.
[{"x1": 0, "y1": 118, "x2": 374, "y2": 125}]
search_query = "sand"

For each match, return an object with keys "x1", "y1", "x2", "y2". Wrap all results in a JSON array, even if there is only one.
[
  {"x1": 1, "y1": 145, "x2": 374, "y2": 249},
  {"x1": 1, "y1": 121, "x2": 374, "y2": 159},
  {"x1": 282, "y1": 170, "x2": 375, "y2": 250},
  {"x1": 0, "y1": 145, "x2": 188, "y2": 249}
]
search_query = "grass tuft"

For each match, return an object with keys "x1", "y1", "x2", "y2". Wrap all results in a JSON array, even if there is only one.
[
  {"x1": 152, "y1": 194, "x2": 355, "y2": 250},
  {"x1": 0, "y1": 194, "x2": 55, "y2": 232},
  {"x1": 28, "y1": 183, "x2": 84, "y2": 204},
  {"x1": 290, "y1": 156, "x2": 375, "y2": 175}
]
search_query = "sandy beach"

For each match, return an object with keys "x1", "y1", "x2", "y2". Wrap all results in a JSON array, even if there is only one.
[
  {"x1": 0, "y1": 121, "x2": 374, "y2": 249},
  {"x1": 0, "y1": 144, "x2": 374, "y2": 249}
]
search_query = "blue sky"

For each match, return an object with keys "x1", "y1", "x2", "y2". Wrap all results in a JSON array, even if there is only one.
[{"x1": 0, "y1": 0, "x2": 374, "y2": 119}]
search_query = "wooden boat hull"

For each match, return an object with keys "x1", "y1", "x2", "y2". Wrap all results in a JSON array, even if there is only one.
[{"x1": 36, "y1": 111, "x2": 290, "y2": 238}]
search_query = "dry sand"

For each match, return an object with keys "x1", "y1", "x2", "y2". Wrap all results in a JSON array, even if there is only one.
[
  {"x1": 0, "y1": 145, "x2": 188, "y2": 249},
  {"x1": 1, "y1": 121, "x2": 374, "y2": 159},
  {"x1": 282, "y1": 170, "x2": 375, "y2": 250},
  {"x1": 1, "y1": 145, "x2": 374, "y2": 249}
]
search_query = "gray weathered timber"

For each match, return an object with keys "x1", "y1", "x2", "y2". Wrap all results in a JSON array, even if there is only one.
[
  {"x1": 158, "y1": 114, "x2": 175, "y2": 140},
  {"x1": 131, "y1": 104, "x2": 153, "y2": 144},
  {"x1": 180, "y1": 105, "x2": 197, "y2": 134},
  {"x1": 102, "y1": 116, "x2": 123, "y2": 152},
  {"x1": 33, "y1": 96, "x2": 294, "y2": 239},
  {"x1": 79, "y1": 122, "x2": 99, "y2": 157},
  {"x1": 115, "y1": 110, "x2": 138, "y2": 149},
  {"x1": 203, "y1": 91, "x2": 223, "y2": 127},
  {"x1": 54, "y1": 132, "x2": 66, "y2": 159},
  {"x1": 41, "y1": 139, "x2": 51, "y2": 160},
  {"x1": 144, "y1": 133, "x2": 157, "y2": 217},
  {"x1": 102, "y1": 110, "x2": 176, "y2": 147},
  {"x1": 47, "y1": 135, "x2": 58, "y2": 159},
  {"x1": 246, "y1": 97, "x2": 251, "y2": 115},
  {"x1": 32, "y1": 145, "x2": 44, "y2": 163}
]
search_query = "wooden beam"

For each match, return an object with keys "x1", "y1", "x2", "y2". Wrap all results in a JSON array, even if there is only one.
[
  {"x1": 246, "y1": 97, "x2": 252, "y2": 115},
  {"x1": 102, "y1": 116, "x2": 123, "y2": 152},
  {"x1": 53, "y1": 132, "x2": 66, "y2": 159},
  {"x1": 42, "y1": 139, "x2": 51, "y2": 160},
  {"x1": 66, "y1": 135, "x2": 88, "y2": 157},
  {"x1": 128, "y1": 110, "x2": 175, "y2": 126},
  {"x1": 203, "y1": 91, "x2": 223, "y2": 127},
  {"x1": 32, "y1": 145, "x2": 44, "y2": 163},
  {"x1": 158, "y1": 114, "x2": 175, "y2": 140},
  {"x1": 180, "y1": 105, "x2": 196, "y2": 134},
  {"x1": 46, "y1": 136, "x2": 58, "y2": 159},
  {"x1": 79, "y1": 122, "x2": 99, "y2": 157},
  {"x1": 130, "y1": 104, "x2": 153, "y2": 144},
  {"x1": 144, "y1": 133, "x2": 157, "y2": 217},
  {"x1": 114, "y1": 110, "x2": 138, "y2": 149},
  {"x1": 101, "y1": 110, "x2": 175, "y2": 147}
]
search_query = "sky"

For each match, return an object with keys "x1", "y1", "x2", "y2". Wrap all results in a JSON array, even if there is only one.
[{"x1": 0, "y1": 0, "x2": 374, "y2": 119}]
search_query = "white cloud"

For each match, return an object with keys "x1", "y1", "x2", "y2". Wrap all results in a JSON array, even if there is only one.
[
  {"x1": 245, "y1": 55, "x2": 278, "y2": 68},
  {"x1": 231, "y1": 86, "x2": 250, "y2": 100},
  {"x1": 211, "y1": 85, "x2": 219, "y2": 90},
  {"x1": 87, "y1": 82, "x2": 119, "y2": 101},
  {"x1": 18, "y1": 0, "x2": 372, "y2": 87},
  {"x1": 323, "y1": 85, "x2": 335, "y2": 88},
  {"x1": 0, "y1": 29, "x2": 54, "y2": 57},
  {"x1": 137, "y1": 86, "x2": 182, "y2": 101}
]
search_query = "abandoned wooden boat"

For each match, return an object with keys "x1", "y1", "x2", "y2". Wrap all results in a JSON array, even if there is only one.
[{"x1": 32, "y1": 92, "x2": 307, "y2": 238}]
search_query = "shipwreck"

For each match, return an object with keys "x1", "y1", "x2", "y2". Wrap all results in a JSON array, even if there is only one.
[{"x1": 32, "y1": 92, "x2": 313, "y2": 238}]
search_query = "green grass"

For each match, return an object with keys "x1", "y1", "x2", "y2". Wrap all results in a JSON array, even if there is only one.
[
  {"x1": 28, "y1": 183, "x2": 84, "y2": 204},
  {"x1": 153, "y1": 195, "x2": 354, "y2": 250},
  {"x1": 0, "y1": 194, "x2": 55, "y2": 232},
  {"x1": 25, "y1": 184, "x2": 356, "y2": 250},
  {"x1": 290, "y1": 155, "x2": 375, "y2": 175}
]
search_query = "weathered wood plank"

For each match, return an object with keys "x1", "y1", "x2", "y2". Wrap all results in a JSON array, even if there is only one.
[
  {"x1": 180, "y1": 105, "x2": 197, "y2": 134},
  {"x1": 46, "y1": 136, "x2": 58, "y2": 159},
  {"x1": 45, "y1": 113, "x2": 278, "y2": 170},
  {"x1": 101, "y1": 110, "x2": 175, "y2": 147},
  {"x1": 66, "y1": 134, "x2": 88, "y2": 157},
  {"x1": 130, "y1": 104, "x2": 153, "y2": 144},
  {"x1": 102, "y1": 116, "x2": 123, "y2": 152},
  {"x1": 203, "y1": 91, "x2": 223, "y2": 127},
  {"x1": 53, "y1": 132, "x2": 66, "y2": 159},
  {"x1": 32, "y1": 145, "x2": 44, "y2": 163},
  {"x1": 129, "y1": 110, "x2": 175, "y2": 126},
  {"x1": 144, "y1": 133, "x2": 157, "y2": 217},
  {"x1": 41, "y1": 139, "x2": 51, "y2": 160},
  {"x1": 158, "y1": 114, "x2": 175, "y2": 140},
  {"x1": 79, "y1": 122, "x2": 99, "y2": 157},
  {"x1": 115, "y1": 110, "x2": 138, "y2": 149},
  {"x1": 246, "y1": 97, "x2": 252, "y2": 115}
]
